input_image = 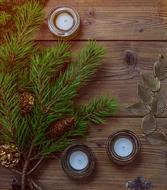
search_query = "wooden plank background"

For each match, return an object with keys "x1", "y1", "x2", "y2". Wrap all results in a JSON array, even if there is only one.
[{"x1": 0, "y1": 0, "x2": 167, "y2": 189}]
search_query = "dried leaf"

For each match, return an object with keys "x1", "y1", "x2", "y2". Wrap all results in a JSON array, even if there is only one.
[
  {"x1": 151, "y1": 93, "x2": 166, "y2": 115},
  {"x1": 128, "y1": 102, "x2": 150, "y2": 115},
  {"x1": 153, "y1": 56, "x2": 167, "y2": 80},
  {"x1": 141, "y1": 72, "x2": 160, "y2": 92},
  {"x1": 138, "y1": 84, "x2": 153, "y2": 105},
  {"x1": 141, "y1": 114, "x2": 157, "y2": 134},
  {"x1": 146, "y1": 131, "x2": 167, "y2": 146}
]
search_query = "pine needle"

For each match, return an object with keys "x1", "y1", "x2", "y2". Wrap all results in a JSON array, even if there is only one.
[
  {"x1": 48, "y1": 41, "x2": 105, "y2": 113},
  {"x1": 0, "y1": 1, "x2": 43, "y2": 73},
  {"x1": 78, "y1": 96, "x2": 119, "y2": 124},
  {"x1": 30, "y1": 42, "x2": 71, "y2": 113},
  {"x1": 0, "y1": 11, "x2": 10, "y2": 25}
]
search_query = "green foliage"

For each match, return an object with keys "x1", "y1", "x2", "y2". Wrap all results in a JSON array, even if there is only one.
[
  {"x1": 30, "y1": 42, "x2": 71, "y2": 113},
  {"x1": 0, "y1": 0, "x2": 119, "y2": 159},
  {"x1": 0, "y1": 72, "x2": 31, "y2": 151},
  {"x1": 0, "y1": 0, "x2": 6, "y2": 4},
  {"x1": 28, "y1": 42, "x2": 110, "y2": 155},
  {"x1": 0, "y1": 2, "x2": 119, "y2": 190},
  {"x1": 0, "y1": 11, "x2": 10, "y2": 25},
  {"x1": 77, "y1": 96, "x2": 119, "y2": 124},
  {"x1": 48, "y1": 42, "x2": 105, "y2": 113},
  {"x1": 0, "y1": 1, "x2": 43, "y2": 73}
]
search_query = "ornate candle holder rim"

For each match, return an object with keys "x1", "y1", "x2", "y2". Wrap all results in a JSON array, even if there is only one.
[
  {"x1": 48, "y1": 6, "x2": 80, "y2": 38},
  {"x1": 61, "y1": 144, "x2": 96, "y2": 179},
  {"x1": 106, "y1": 130, "x2": 141, "y2": 165}
]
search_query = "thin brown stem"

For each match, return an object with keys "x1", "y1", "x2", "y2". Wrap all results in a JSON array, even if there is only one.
[
  {"x1": 28, "y1": 178, "x2": 43, "y2": 190},
  {"x1": 27, "y1": 156, "x2": 44, "y2": 176},
  {"x1": 8, "y1": 168, "x2": 22, "y2": 175},
  {"x1": 30, "y1": 153, "x2": 41, "y2": 161},
  {"x1": 21, "y1": 140, "x2": 34, "y2": 190}
]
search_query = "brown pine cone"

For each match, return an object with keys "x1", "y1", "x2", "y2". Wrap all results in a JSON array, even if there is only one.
[
  {"x1": 0, "y1": 144, "x2": 20, "y2": 168},
  {"x1": 46, "y1": 117, "x2": 75, "y2": 139},
  {"x1": 20, "y1": 92, "x2": 34, "y2": 114}
]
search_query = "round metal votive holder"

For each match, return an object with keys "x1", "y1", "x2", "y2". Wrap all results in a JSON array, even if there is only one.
[
  {"x1": 48, "y1": 6, "x2": 80, "y2": 39},
  {"x1": 106, "y1": 130, "x2": 141, "y2": 165},
  {"x1": 61, "y1": 144, "x2": 96, "y2": 180}
]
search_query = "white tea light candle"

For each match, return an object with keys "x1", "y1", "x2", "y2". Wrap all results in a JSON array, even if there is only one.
[
  {"x1": 114, "y1": 137, "x2": 133, "y2": 157},
  {"x1": 48, "y1": 6, "x2": 80, "y2": 39},
  {"x1": 61, "y1": 144, "x2": 95, "y2": 179},
  {"x1": 56, "y1": 12, "x2": 74, "y2": 31},
  {"x1": 106, "y1": 130, "x2": 141, "y2": 165},
  {"x1": 69, "y1": 150, "x2": 89, "y2": 170}
]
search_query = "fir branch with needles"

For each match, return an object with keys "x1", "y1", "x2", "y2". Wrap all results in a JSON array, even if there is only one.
[
  {"x1": 77, "y1": 96, "x2": 119, "y2": 124},
  {"x1": 47, "y1": 42, "x2": 106, "y2": 113},
  {"x1": 0, "y1": 11, "x2": 10, "y2": 25},
  {"x1": 0, "y1": 1, "x2": 43, "y2": 74},
  {"x1": 0, "y1": 1, "x2": 119, "y2": 189}
]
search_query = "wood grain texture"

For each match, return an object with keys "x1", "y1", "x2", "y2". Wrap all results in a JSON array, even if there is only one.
[
  {"x1": 36, "y1": 0, "x2": 167, "y2": 40},
  {"x1": 41, "y1": 41, "x2": 167, "y2": 117},
  {"x1": 0, "y1": 118, "x2": 166, "y2": 190},
  {"x1": 0, "y1": 0, "x2": 167, "y2": 189}
]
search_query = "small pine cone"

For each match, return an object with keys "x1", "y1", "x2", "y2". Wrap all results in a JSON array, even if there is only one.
[
  {"x1": 46, "y1": 117, "x2": 75, "y2": 139},
  {"x1": 0, "y1": 144, "x2": 20, "y2": 168},
  {"x1": 20, "y1": 92, "x2": 34, "y2": 114}
]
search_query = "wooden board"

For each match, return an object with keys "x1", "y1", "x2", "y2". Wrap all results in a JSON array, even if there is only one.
[
  {"x1": 36, "y1": 0, "x2": 167, "y2": 40},
  {"x1": 0, "y1": 118, "x2": 166, "y2": 189},
  {"x1": 0, "y1": 0, "x2": 167, "y2": 190},
  {"x1": 41, "y1": 41, "x2": 167, "y2": 117}
]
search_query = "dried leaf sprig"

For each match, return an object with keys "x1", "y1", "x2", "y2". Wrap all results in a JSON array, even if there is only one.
[{"x1": 129, "y1": 55, "x2": 167, "y2": 146}]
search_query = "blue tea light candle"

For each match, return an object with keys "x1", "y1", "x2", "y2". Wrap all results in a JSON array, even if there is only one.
[
  {"x1": 106, "y1": 130, "x2": 141, "y2": 165},
  {"x1": 61, "y1": 144, "x2": 96, "y2": 179}
]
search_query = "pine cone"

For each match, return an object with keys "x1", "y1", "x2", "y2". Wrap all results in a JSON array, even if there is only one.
[
  {"x1": 0, "y1": 144, "x2": 20, "y2": 168},
  {"x1": 46, "y1": 117, "x2": 75, "y2": 139},
  {"x1": 20, "y1": 92, "x2": 34, "y2": 114}
]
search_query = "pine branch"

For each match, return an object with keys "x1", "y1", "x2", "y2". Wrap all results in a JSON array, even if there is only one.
[
  {"x1": 28, "y1": 42, "x2": 106, "y2": 156},
  {"x1": 0, "y1": 73, "x2": 19, "y2": 142},
  {"x1": 67, "y1": 117, "x2": 88, "y2": 137},
  {"x1": 29, "y1": 43, "x2": 72, "y2": 142},
  {"x1": 14, "y1": 1, "x2": 43, "y2": 41},
  {"x1": 0, "y1": 11, "x2": 10, "y2": 25},
  {"x1": 0, "y1": 1, "x2": 43, "y2": 74},
  {"x1": 47, "y1": 41, "x2": 105, "y2": 116},
  {"x1": 0, "y1": 72, "x2": 31, "y2": 151},
  {"x1": 40, "y1": 138, "x2": 72, "y2": 157},
  {"x1": 77, "y1": 96, "x2": 119, "y2": 124},
  {"x1": 29, "y1": 42, "x2": 71, "y2": 129}
]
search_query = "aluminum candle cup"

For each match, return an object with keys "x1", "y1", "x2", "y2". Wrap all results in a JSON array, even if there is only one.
[
  {"x1": 61, "y1": 144, "x2": 95, "y2": 179},
  {"x1": 106, "y1": 130, "x2": 141, "y2": 165},
  {"x1": 48, "y1": 6, "x2": 80, "y2": 39}
]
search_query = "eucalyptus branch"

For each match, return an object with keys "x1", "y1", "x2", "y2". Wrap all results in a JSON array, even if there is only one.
[{"x1": 129, "y1": 55, "x2": 167, "y2": 145}]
